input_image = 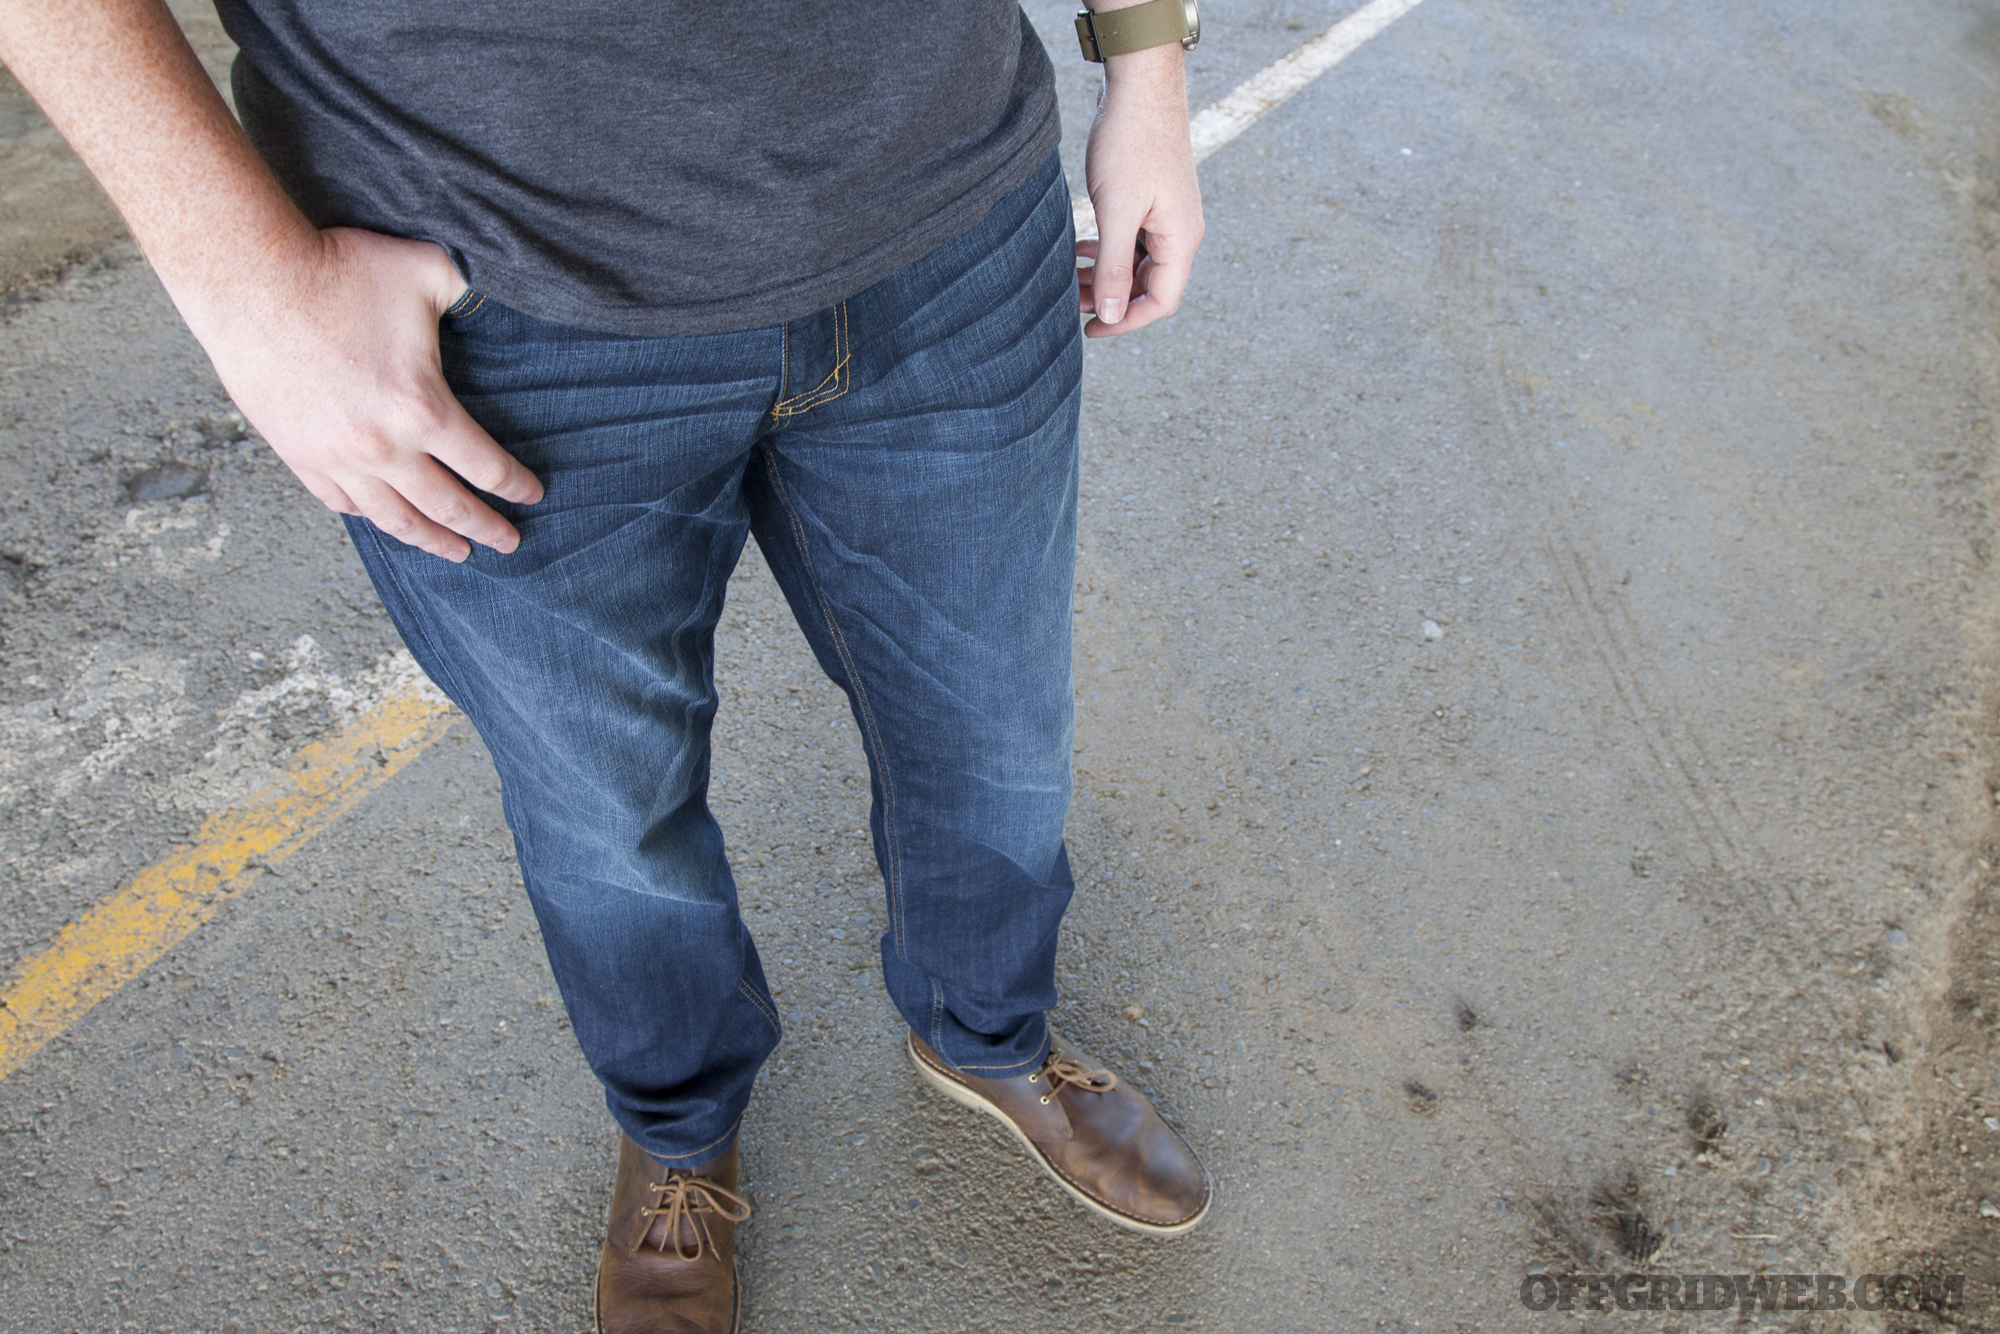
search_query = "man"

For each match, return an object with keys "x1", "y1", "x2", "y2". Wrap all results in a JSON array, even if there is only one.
[{"x1": 0, "y1": 1, "x2": 1210, "y2": 1327}]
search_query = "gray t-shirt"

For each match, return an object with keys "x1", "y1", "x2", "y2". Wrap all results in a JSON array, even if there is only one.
[{"x1": 214, "y1": 2, "x2": 1061, "y2": 335}]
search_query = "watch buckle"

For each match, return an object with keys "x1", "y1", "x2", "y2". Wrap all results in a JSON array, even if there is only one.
[{"x1": 1075, "y1": 10, "x2": 1106, "y2": 63}]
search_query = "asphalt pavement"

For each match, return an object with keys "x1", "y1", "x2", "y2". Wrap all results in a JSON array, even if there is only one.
[{"x1": 2, "y1": 1, "x2": 1998, "y2": 1330}]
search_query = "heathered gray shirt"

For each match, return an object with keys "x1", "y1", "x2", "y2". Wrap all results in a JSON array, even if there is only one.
[{"x1": 214, "y1": 2, "x2": 1061, "y2": 335}]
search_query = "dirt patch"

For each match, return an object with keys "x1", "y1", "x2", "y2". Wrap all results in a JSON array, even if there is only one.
[
  {"x1": 1861, "y1": 74, "x2": 2000, "y2": 1334},
  {"x1": 1524, "y1": 1171, "x2": 1671, "y2": 1272},
  {"x1": 1874, "y1": 858, "x2": 2000, "y2": 1331}
]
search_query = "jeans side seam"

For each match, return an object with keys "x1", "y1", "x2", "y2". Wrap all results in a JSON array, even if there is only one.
[
  {"x1": 930, "y1": 978, "x2": 944, "y2": 1056},
  {"x1": 760, "y1": 446, "x2": 910, "y2": 960},
  {"x1": 736, "y1": 978, "x2": 782, "y2": 1038}
]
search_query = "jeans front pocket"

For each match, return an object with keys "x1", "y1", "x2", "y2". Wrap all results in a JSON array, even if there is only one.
[{"x1": 440, "y1": 287, "x2": 489, "y2": 324}]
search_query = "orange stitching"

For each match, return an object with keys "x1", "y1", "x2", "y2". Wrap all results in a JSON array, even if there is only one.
[
  {"x1": 817, "y1": 299, "x2": 852, "y2": 408},
  {"x1": 772, "y1": 364, "x2": 844, "y2": 414},
  {"x1": 773, "y1": 368, "x2": 841, "y2": 414},
  {"x1": 773, "y1": 305, "x2": 838, "y2": 409},
  {"x1": 951, "y1": 1036, "x2": 1055, "y2": 1073},
  {"x1": 653, "y1": 1115, "x2": 742, "y2": 1167},
  {"x1": 914, "y1": 1031, "x2": 1055, "y2": 1078},
  {"x1": 769, "y1": 302, "x2": 852, "y2": 421},
  {"x1": 736, "y1": 978, "x2": 782, "y2": 1035},
  {"x1": 759, "y1": 448, "x2": 906, "y2": 957}
]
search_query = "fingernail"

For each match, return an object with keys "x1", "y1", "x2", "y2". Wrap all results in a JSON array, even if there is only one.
[{"x1": 1099, "y1": 300, "x2": 1125, "y2": 324}]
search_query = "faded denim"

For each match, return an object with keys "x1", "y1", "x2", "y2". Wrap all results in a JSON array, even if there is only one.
[{"x1": 345, "y1": 154, "x2": 1082, "y2": 1166}]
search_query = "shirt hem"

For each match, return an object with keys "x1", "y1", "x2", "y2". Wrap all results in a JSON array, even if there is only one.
[{"x1": 449, "y1": 115, "x2": 1063, "y2": 339}]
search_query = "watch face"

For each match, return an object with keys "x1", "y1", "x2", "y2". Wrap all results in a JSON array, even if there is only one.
[{"x1": 1182, "y1": 0, "x2": 1201, "y2": 47}]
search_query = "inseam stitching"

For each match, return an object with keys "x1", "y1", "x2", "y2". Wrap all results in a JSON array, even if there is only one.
[{"x1": 758, "y1": 447, "x2": 907, "y2": 960}]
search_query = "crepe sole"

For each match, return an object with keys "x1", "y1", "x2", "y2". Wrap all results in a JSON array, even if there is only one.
[{"x1": 906, "y1": 1032, "x2": 1211, "y2": 1237}]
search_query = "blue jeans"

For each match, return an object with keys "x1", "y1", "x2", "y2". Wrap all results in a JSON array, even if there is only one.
[{"x1": 346, "y1": 154, "x2": 1082, "y2": 1167}]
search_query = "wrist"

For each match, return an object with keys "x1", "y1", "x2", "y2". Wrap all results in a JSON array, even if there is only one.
[
  {"x1": 164, "y1": 213, "x2": 325, "y2": 341},
  {"x1": 1099, "y1": 40, "x2": 1185, "y2": 84},
  {"x1": 1097, "y1": 43, "x2": 1187, "y2": 112}
]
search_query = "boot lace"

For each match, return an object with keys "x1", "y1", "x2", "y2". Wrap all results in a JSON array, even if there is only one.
[
  {"x1": 1027, "y1": 1054, "x2": 1118, "y2": 1106},
  {"x1": 640, "y1": 1174, "x2": 752, "y2": 1262}
]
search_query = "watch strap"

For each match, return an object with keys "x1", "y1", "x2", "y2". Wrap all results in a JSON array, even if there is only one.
[{"x1": 1075, "y1": 0, "x2": 1189, "y2": 62}]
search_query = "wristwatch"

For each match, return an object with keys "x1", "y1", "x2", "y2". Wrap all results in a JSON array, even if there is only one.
[{"x1": 1075, "y1": 0, "x2": 1200, "y2": 62}]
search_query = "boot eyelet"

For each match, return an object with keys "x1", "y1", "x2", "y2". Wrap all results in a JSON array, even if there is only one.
[
  {"x1": 1028, "y1": 1074, "x2": 1039, "y2": 1083},
  {"x1": 1039, "y1": 1094, "x2": 1051, "y2": 1104}
]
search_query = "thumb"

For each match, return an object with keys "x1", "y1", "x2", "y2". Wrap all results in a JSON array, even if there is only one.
[
  {"x1": 424, "y1": 242, "x2": 470, "y2": 314},
  {"x1": 1089, "y1": 200, "x2": 1144, "y2": 328}
]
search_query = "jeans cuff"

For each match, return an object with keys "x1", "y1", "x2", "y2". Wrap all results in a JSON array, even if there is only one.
[
  {"x1": 932, "y1": 1010, "x2": 1050, "y2": 1079},
  {"x1": 944, "y1": 1040, "x2": 1050, "y2": 1079},
  {"x1": 626, "y1": 1114, "x2": 742, "y2": 1172}
]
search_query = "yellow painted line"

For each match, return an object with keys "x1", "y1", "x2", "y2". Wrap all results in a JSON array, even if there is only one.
[{"x1": 0, "y1": 683, "x2": 457, "y2": 1081}]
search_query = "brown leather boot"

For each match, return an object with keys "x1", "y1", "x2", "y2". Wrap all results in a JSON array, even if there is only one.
[
  {"x1": 908, "y1": 1029, "x2": 1211, "y2": 1235},
  {"x1": 595, "y1": 1133, "x2": 749, "y2": 1334}
]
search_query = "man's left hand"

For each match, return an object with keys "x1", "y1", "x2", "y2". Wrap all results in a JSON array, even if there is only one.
[{"x1": 1079, "y1": 38, "x2": 1204, "y2": 337}]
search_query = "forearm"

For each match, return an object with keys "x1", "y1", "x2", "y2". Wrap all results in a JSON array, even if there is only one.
[{"x1": 0, "y1": 0, "x2": 317, "y2": 334}]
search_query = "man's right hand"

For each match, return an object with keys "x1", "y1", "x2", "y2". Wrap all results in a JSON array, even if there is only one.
[
  {"x1": 0, "y1": 0, "x2": 541, "y2": 564},
  {"x1": 196, "y1": 227, "x2": 544, "y2": 563}
]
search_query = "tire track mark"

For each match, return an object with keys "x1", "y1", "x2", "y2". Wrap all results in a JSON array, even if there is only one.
[{"x1": 1435, "y1": 196, "x2": 1759, "y2": 877}]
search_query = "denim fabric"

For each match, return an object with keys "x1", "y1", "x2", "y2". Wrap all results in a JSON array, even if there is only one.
[{"x1": 344, "y1": 153, "x2": 1082, "y2": 1167}]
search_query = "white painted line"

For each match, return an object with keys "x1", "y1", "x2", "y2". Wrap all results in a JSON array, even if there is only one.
[
  {"x1": 1074, "y1": 0, "x2": 1430, "y2": 239},
  {"x1": 1187, "y1": 0, "x2": 1429, "y2": 161}
]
